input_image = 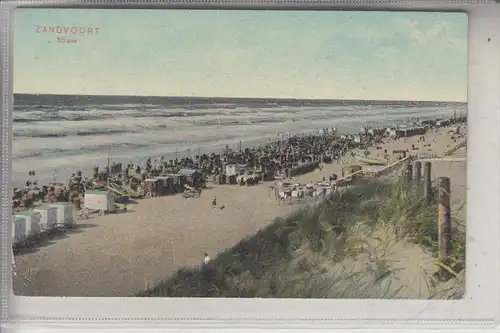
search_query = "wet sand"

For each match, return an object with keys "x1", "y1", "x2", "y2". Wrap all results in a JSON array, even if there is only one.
[{"x1": 13, "y1": 125, "x2": 466, "y2": 297}]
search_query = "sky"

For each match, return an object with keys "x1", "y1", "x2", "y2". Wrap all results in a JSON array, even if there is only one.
[{"x1": 14, "y1": 9, "x2": 468, "y2": 101}]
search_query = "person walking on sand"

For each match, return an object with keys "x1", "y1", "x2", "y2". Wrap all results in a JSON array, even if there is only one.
[
  {"x1": 202, "y1": 252, "x2": 215, "y2": 281},
  {"x1": 204, "y1": 253, "x2": 211, "y2": 265},
  {"x1": 212, "y1": 196, "x2": 217, "y2": 207}
]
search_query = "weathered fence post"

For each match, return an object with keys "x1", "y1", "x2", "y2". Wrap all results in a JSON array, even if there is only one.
[
  {"x1": 405, "y1": 162, "x2": 413, "y2": 184},
  {"x1": 413, "y1": 161, "x2": 422, "y2": 184},
  {"x1": 437, "y1": 176, "x2": 452, "y2": 278},
  {"x1": 423, "y1": 162, "x2": 432, "y2": 202}
]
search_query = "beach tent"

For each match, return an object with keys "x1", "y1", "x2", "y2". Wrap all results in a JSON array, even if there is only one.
[
  {"x1": 12, "y1": 215, "x2": 29, "y2": 244},
  {"x1": 14, "y1": 211, "x2": 41, "y2": 237},
  {"x1": 225, "y1": 164, "x2": 245, "y2": 177},
  {"x1": 225, "y1": 164, "x2": 237, "y2": 176},
  {"x1": 154, "y1": 176, "x2": 174, "y2": 195},
  {"x1": 33, "y1": 205, "x2": 58, "y2": 232},
  {"x1": 11, "y1": 218, "x2": 16, "y2": 244},
  {"x1": 177, "y1": 169, "x2": 205, "y2": 186},
  {"x1": 84, "y1": 190, "x2": 116, "y2": 212},
  {"x1": 48, "y1": 202, "x2": 75, "y2": 226},
  {"x1": 387, "y1": 128, "x2": 398, "y2": 138},
  {"x1": 12, "y1": 214, "x2": 31, "y2": 243}
]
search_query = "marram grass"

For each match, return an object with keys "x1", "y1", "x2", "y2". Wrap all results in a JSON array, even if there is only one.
[{"x1": 138, "y1": 178, "x2": 465, "y2": 299}]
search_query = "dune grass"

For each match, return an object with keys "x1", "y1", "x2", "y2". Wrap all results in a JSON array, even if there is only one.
[{"x1": 138, "y1": 177, "x2": 465, "y2": 299}]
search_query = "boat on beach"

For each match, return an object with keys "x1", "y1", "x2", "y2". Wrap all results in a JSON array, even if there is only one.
[{"x1": 354, "y1": 155, "x2": 388, "y2": 166}]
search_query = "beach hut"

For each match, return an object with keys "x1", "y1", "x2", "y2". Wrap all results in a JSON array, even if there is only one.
[
  {"x1": 15, "y1": 211, "x2": 41, "y2": 238},
  {"x1": 32, "y1": 205, "x2": 58, "y2": 232},
  {"x1": 387, "y1": 128, "x2": 398, "y2": 138},
  {"x1": 11, "y1": 219, "x2": 16, "y2": 245},
  {"x1": 48, "y1": 202, "x2": 75, "y2": 227},
  {"x1": 225, "y1": 164, "x2": 237, "y2": 176},
  {"x1": 154, "y1": 176, "x2": 174, "y2": 196},
  {"x1": 177, "y1": 169, "x2": 205, "y2": 187},
  {"x1": 165, "y1": 173, "x2": 181, "y2": 192},
  {"x1": 228, "y1": 175, "x2": 237, "y2": 185},
  {"x1": 12, "y1": 215, "x2": 29, "y2": 244},
  {"x1": 84, "y1": 190, "x2": 116, "y2": 213}
]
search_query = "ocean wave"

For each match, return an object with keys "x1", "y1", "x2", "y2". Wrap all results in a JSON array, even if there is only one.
[
  {"x1": 16, "y1": 142, "x2": 152, "y2": 159},
  {"x1": 13, "y1": 110, "x2": 227, "y2": 123},
  {"x1": 12, "y1": 104, "x2": 363, "y2": 123},
  {"x1": 13, "y1": 128, "x2": 134, "y2": 138}
]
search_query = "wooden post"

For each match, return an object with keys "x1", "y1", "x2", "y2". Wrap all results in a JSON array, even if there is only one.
[
  {"x1": 405, "y1": 163, "x2": 413, "y2": 184},
  {"x1": 413, "y1": 161, "x2": 422, "y2": 184},
  {"x1": 423, "y1": 162, "x2": 432, "y2": 202},
  {"x1": 437, "y1": 177, "x2": 452, "y2": 278}
]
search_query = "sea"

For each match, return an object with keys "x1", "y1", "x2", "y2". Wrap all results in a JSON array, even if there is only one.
[{"x1": 12, "y1": 94, "x2": 467, "y2": 188}]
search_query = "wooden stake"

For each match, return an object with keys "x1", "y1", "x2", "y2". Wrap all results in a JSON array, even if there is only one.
[
  {"x1": 437, "y1": 177, "x2": 452, "y2": 278},
  {"x1": 423, "y1": 162, "x2": 432, "y2": 202},
  {"x1": 405, "y1": 163, "x2": 413, "y2": 184},
  {"x1": 413, "y1": 161, "x2": 422, "y2": 184}
]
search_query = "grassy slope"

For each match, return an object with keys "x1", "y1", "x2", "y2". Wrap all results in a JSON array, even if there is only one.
[{"x1": 138, "y1": 178, "x2": 465, "y2": 299}]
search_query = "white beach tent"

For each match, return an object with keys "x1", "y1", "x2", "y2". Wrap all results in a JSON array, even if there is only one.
[
  {"x1": 48, "y1": 202, "x2": 74, "y2": 226},
  {"x1": 14, "y1": 211, "x2": 41, "y2": 238},
  {"x1": 225, "y1": 164, "x2": 237, "y2": 176},
  {"x1": 13, "y1": 214, "x2": 30, "y2": 243},
  {"x1": 33, "y1": 205, "x2": 58, "y2": 232},
  {"x1": 84, "y1": 190, "x2": 116, "y2": 213},
  {"x1": 12, "y1": 216, "x2": 24, "y2": 245}
]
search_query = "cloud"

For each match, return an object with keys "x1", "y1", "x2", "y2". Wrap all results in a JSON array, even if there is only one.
[{"x1": 394, "y1": 17, "x2": 466, "y2": 51}]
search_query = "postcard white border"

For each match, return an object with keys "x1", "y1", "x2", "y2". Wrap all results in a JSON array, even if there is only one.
[{"x1": 1, "y1": 0, "x2": 499, "y2": 330}]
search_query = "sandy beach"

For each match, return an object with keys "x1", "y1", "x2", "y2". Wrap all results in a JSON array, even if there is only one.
[{"x1": 13, "y1": 125, "x2": 467, "y2": 297}]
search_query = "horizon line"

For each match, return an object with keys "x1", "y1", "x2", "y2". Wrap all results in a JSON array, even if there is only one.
[{"x1": 13, "y1": 92, "x2": 467, "y2": 104}]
